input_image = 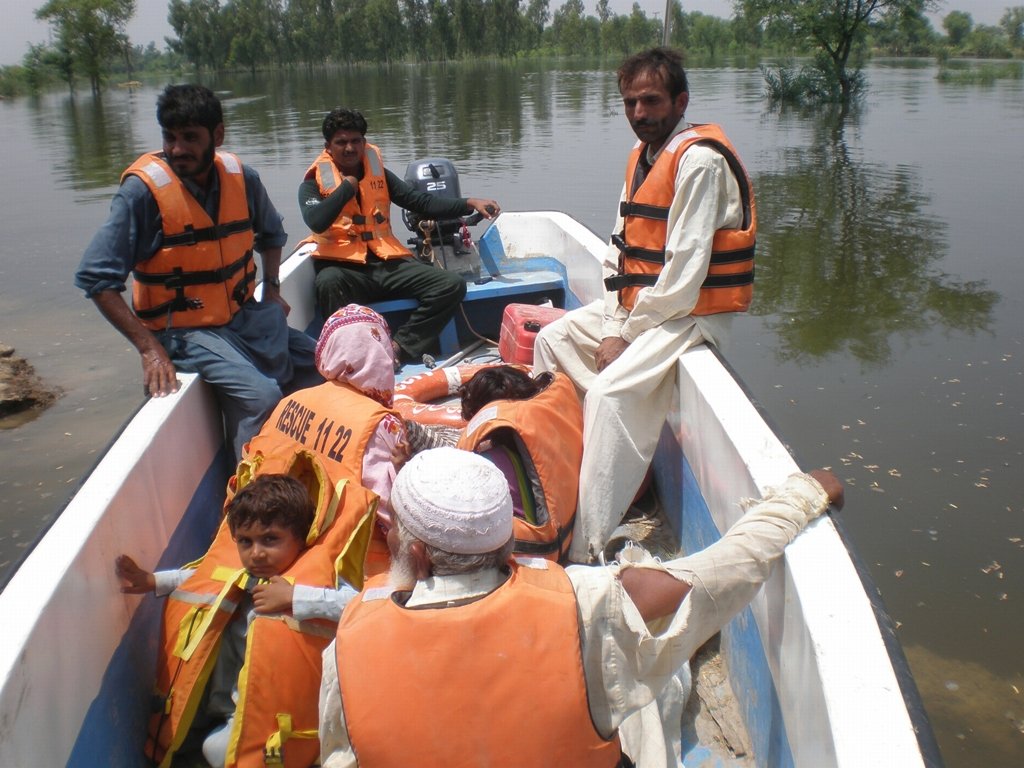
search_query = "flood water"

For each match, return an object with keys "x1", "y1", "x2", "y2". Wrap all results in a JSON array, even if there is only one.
[{"x1": 1, "y1": 60, "x2": 1021, "y2": 765}]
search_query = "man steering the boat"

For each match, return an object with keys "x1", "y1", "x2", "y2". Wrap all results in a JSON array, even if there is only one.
[
  {"x1": 297, "y1": 107, "x2": 500, "y2": 369},
  {"x1": 75, "y1": 84, "x2": 320, "y2": 462},
  {"x1": 319, "y1": 447, "x2": 842, "y2": 767},
  {"x1": 534, "y1": 47, "x2": 756, "y2": 563}
]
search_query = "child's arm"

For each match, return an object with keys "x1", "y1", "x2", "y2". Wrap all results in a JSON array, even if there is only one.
[
  {"x1": 252, "y1": 579, "x2": 359, "y2": 622},
  {"x1": 115, "y1": 554, "x2": 156, "y2": 594},
  {"x1": 251, "y1": 576, "x2": 295, "y2": 615}
]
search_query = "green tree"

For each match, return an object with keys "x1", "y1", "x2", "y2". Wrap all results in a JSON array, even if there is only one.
[
  {"x1": 741, "y1": 0, "x2": 938, "y2": 102},
  {"x1": 999, "y1": 6, "x2": 1024, "y2": 49},
  {"x1": 942, "y1": 10, "x2": 972, "y2": 47},
  {"x1": 624, "y1": 2, "x2": 659, "y2": 50},
  {"x1": 871, "y1": 0, "x2": 937, "y2": 55},
  {"x1": 285, "y1": 0, "x2": 336, "y2": 65},
  {"x1": 689, "y1": 11, "x2": 731, "y2": 56},
  {"x1": 225, "y1": 0, "x2": 282, "y2": 73},
  {"x1": 550, "y1": 0, "x2": 588, "y2": 54},
  {"x1": 402, "y1": 0, "x2": 431, "y2": 61},
  {"x1": 966, "y1": 24, "x2": 1012, "y2": 57},
  {"x1": 426, "y1": 0, "x2": 457, "y2": 60},
  {"x1": 451, "y1": 0, "x2": 487, "y2": 58},
  {"x1": 363, "y1": 0, "x2": 407, "y2": 63},
  {"x1": 168, "y1": 0, "x2": 229, "y2": 71},
  {"x1": 523, "y1": 0, "x2": 550, "y2": 50},
  {"x1": 35, "y1": 0, "x2": 135, "y2": 95},
  {"x1": 335, "y1": 0, "x2": 370, "y2": 62}
]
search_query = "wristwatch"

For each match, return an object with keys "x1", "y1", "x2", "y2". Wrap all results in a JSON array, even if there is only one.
[{"x1": 266, "y1": 276, "x2": 281, "y2": 288}]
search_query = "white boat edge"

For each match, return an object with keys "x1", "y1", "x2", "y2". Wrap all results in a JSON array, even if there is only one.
[{"x1": 0, "y1": 210, "x2": 939, "y2": 767}]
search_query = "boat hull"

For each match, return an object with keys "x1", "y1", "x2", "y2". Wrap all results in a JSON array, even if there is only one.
[{"x1": 0, "y1": 211, "x2": 937, "y2": 767}]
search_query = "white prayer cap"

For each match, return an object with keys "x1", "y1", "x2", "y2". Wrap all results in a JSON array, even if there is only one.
[{"x1": 392, "y1": 447, "x2": 513, "y2": 555}]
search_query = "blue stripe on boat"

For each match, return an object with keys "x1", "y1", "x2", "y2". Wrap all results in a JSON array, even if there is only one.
[{"x1": 654, "y1": 422, "x2": 794, "y2": 768}]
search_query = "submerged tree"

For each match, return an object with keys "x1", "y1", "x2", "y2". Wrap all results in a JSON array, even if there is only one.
[
  {"x1": 35, "y1": 0, "x2": 135, "y2": 95},
  {"x1": 740, "y1": 0, "x2": 937, "y2": 102}
]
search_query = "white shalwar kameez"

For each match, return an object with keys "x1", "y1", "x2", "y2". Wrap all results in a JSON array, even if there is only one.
[
  {"x1": 318, "y1": 473, "x2": 830, "y2": 768},
  {"x1": 534, "y1": 118, "x2": 744, "y2": 563}
]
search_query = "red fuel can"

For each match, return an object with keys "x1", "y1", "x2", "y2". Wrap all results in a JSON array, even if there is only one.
[{"x1": 498, "y1": 304, "x2": 567, "y2": 366}]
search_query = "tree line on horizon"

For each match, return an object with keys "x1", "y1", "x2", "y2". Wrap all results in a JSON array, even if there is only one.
[{"x1": 2, "y1": 0, "x2": 1022, "y2": 100}]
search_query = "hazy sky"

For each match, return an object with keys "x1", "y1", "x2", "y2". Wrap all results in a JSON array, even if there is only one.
[{"x1": 1, "y1": 0, "x2": 1012, "y2": 66}]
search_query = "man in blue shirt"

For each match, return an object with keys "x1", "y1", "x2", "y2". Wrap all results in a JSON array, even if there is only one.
[{"x1": 76, "y1": 84, "x2": 319, "y2": 461}]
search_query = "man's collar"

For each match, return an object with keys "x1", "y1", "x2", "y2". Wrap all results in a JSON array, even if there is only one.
[
  {"x1": 405, "y1": 567, "x2": 508, "y2": 608},
  {"x1": 645, "y1": 117, "x2": 690, "y2": 165}
]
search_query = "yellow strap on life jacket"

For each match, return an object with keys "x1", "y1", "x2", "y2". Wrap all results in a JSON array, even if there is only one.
[
  {"x1": 307, "y1": 474, "x2": 345, "y2": 544},
  {"x1": 179, "y1": 567, "x2": 247, "y2": 661},
  {"x1": 263, "y1": 712, "x2": 318, "y2": 765}
]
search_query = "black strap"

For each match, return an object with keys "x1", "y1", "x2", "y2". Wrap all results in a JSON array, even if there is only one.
[
  {"x1": 133, "y1": 249, "x2": 254, "y2": 289},
  {"x1": 512, "y1": 511, "x2": 576, "y2": 559},
  {"x1": 605, "y1": 268, "x2": 754, "y2": 292},
  {"x1": 610, "y1": 233, "x2": 665, "y2": 264},
  {"x1": 604, "y1": 273, "x2": 657, "y2": 292},
  {"x1": 619, "y1": 200, "x2": 669, "y2": 221},
  {"x1": 133, "y1": 250, "x2": 255, "y2": 321},
  {"x1": 703, "y1": 270, "x2": 754, "y2": 288},
  {"x1": 161, "y1": 217, "x2": 252, "y2": 247},
  {"x1": 709, "y1": 244, "x2": 755, "y2": 265}
]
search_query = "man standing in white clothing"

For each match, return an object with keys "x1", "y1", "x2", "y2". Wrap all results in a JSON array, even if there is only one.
[{"x1": 534, "y1": 47, "x2": 757, "y2": 562}]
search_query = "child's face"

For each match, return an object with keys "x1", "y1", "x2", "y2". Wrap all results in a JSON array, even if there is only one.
[{"x1": 232, "y1": 521, "x2": 305, "y2": 579}]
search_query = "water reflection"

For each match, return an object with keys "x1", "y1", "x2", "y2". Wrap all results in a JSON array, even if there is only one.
[
  {"x1": 753, "y1": 105, "x2": 998, "y2": 366},
  {"x1": 32, "y1": 91, "x2": 149, "y2": 194}
]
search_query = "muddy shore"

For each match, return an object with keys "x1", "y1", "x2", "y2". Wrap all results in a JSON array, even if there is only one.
[{"x1": 0, "y1": 345, "x2": 61, "y2": 423}]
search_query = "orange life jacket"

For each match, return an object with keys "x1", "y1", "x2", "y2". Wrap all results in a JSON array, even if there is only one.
[
  {"x1": 335, "y1": 559, "x2": 622, "y2": 767},
  {"x1": 605, "y1": 123, "x2": 756, "y2": 314},
  {"x1": 245, "y1": 382, "x2": 397, "y2": 487},
  {"x1": 299, "y1": 145, "x2": 411, "y2": 263},
  {"x1": 125, "y1": 151, "x2": 256, "y2": 330},
  {"x1": 244, "y1": 382, "x2": 398, "y2": 579},
  {"x1": 147, "y1": 451, "x2": 378, "y2": 768},
  {"x1": 456, "y1": 373, "x2": 582, "y2": 562}
]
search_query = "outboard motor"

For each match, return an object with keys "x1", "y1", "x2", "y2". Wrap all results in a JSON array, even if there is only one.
[{"x1": 403, "y1": 158, "x2": 489, "y2": 281}]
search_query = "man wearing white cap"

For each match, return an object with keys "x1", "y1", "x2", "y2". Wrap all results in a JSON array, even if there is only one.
[{"x1": 318, "y1": 447, "x2": 843, "y2": 767}]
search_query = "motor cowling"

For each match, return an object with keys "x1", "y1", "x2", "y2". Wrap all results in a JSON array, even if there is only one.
[
  {"x1": 402, "y1": 157, "x2": 486, "y2": 281},
  {"x1": 402, "y1": 158, "x2": 464, "y2": 237}
]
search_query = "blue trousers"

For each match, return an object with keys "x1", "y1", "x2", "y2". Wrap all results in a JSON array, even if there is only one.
[{"x1": 160, "y1": 301, "x2": 321, "y2": 462}]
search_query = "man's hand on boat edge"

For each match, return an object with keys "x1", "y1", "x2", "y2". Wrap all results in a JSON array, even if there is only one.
[{"x1": 808, "y1": 469, "x2": 844, "y2": 511}]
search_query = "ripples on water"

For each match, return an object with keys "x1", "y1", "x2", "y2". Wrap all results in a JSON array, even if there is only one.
[{"x1": 0, "y1": 59, "x2": 1021, "y2": 766}]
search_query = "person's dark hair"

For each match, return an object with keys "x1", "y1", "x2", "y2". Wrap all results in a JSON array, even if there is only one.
[
  {"x1": 322, "y1": 107, "x2": 368, "y2": 142},
  {"x1": 157, "y1": 84, "x2": 223, "y2": 133},
  {"x1": 227, "y1": 474, "x2": 314, "y2": 543},
  {"x1": 617, "y1": 47, "x2": 688, "y2": 99},
  {"x1": 459, "y1": 366, "x2": 555, "y2": 421}
]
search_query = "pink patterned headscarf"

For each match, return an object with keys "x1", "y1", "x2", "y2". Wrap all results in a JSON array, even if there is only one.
[{"x1": 314, "y1": 304, "x2": 396, "y2": 407}]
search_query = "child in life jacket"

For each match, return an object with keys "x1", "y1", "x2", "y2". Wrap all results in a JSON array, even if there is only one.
[{"x1": 115, "y1": 473, "x2": 358, "y2": 768}]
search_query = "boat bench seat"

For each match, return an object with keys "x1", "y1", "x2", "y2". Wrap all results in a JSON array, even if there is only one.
[{"x1": 368, "y1": 269, "x2": 565, "y2": 357}]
